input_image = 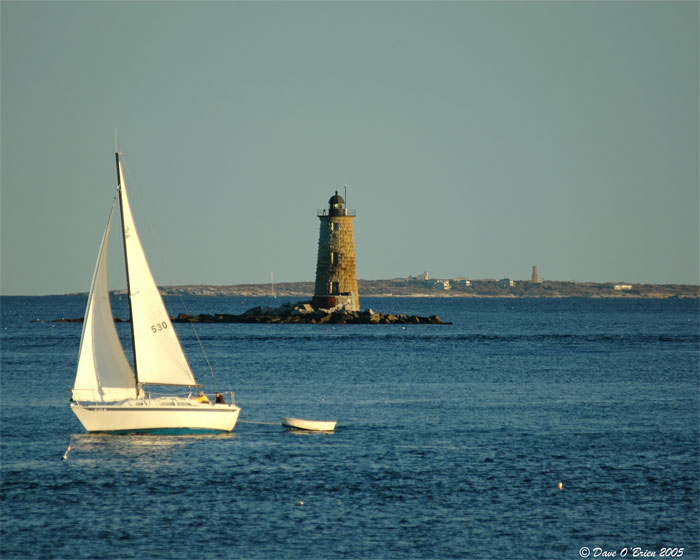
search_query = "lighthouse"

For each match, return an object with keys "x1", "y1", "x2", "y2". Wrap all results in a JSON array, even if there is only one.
[{"x1": 312, "y1": 190, "x2": 359, "y2": 312}]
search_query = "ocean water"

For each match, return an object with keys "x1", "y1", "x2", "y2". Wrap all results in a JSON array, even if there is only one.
[{"x1": 1, "y1": 295, "x2": 698, "y2": 560}]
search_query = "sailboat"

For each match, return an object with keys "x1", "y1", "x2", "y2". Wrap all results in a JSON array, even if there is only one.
[{"x1": 70, "y1": 152, "x2": 241, "y2": 434}]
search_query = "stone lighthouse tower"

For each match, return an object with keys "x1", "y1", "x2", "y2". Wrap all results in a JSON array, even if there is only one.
[{"x1": 312, "y1": 190, "x2": 359, "y2": 311}]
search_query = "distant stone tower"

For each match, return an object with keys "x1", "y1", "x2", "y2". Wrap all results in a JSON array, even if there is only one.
[
  {"x1": 312, "y1": 191, "x2": 359, "y2": 311},
  {"x1": 531, "y1": 266, "x2": 540, "y2": 283}
]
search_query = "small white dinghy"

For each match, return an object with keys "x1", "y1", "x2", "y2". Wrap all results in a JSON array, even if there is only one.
[{"x1": 281, "y1": 417, "x2": 337, "y2": 432}]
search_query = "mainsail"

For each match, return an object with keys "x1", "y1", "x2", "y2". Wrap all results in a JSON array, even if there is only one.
[
  {"x1": 73, "y1": 201, "x2": 137, "y2": 402},
  {"x1": 73, "y1": 155, "x2": 197, "y2": 403},
  {"x1": 116, "y1": 158, "x2": 197, "y2": 388}
]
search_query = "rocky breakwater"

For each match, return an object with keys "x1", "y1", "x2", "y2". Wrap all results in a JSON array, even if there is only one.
[{"x1": 173, "y1": 301, "x2": 450, "y2": 325}]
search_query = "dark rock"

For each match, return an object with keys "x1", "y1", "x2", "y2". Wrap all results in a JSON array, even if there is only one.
[{"x1": 56, "y1": 301, "x2": 451, "y2": 325}]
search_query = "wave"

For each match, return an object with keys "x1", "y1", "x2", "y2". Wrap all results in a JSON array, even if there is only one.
[{"x1": 180, "y1": 331, "x2": 700, "y2": 346}]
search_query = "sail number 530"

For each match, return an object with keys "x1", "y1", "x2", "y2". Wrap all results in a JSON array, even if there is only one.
[{"x1": 151, "y1": 322, "x2": 168, "y2": 334}]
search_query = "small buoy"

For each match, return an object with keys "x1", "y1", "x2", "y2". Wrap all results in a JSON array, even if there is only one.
[
  {"x1": 557, "y1": 481, "x2": 563, "y2": 490},
  {"x1": 62, "y1": 445, "x2": 72, "y2": 461},
  {"x1": 296, "y1": 500, "x2": 305, "y2": 506}
]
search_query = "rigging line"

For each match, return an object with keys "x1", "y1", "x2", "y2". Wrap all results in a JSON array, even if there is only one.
[
  {"x1": 180, "y1": 309, "x2": 220, "y2": 390},
  {"x1": 119, "y1": 156, "x2": 220, "y2": 390}
]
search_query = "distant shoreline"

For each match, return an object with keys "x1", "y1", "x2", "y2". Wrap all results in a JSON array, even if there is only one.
[
  {"x1": 158, "y1": 279, "x2": 699, "y2": 299},
  {"x1": 8, "y1": 279, "x2": 698, "y2": 299}
]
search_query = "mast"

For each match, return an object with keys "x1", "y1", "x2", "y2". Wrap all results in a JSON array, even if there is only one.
[{"x1": 115, "y1": 152, "x2": 140, "y2": 390}]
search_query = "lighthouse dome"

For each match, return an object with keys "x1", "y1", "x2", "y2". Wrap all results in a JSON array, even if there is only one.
[
  {"x1": 328, "y1": 191, "x2": 347, "y2": 216},
  {"x1": 329, "y1": 191, "x2": 345, "y2": 206}
]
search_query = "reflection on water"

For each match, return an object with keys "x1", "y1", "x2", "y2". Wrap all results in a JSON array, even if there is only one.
[{"x1": 67, "y1": 432, "x2": 239, "y2": 469}]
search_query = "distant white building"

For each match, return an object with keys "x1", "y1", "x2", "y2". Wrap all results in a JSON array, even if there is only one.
[
  {"x1": 614, "y1": 284, "x2": 633, "y2": 291},
  {"x1": 452, "y1": 278, "x2": 471, "y2": 287},
  {"x1": 498, "y1": 279, "x2": 516, "y2": 288},
  {"x1": 433, "y1": 279, "x2": 451, "y2": 290},
  {"x1": 407, "y1": 272, "x2": 453, "y2": 290}
]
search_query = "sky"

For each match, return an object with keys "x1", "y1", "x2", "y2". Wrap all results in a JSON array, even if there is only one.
[{"x1": 1, "y1": 0, "x2": 698, "y2": 296}]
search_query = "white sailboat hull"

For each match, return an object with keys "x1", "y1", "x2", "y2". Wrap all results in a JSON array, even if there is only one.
[{"x1": 72, "y1": 399, "x2": 240, "y2": 434}]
